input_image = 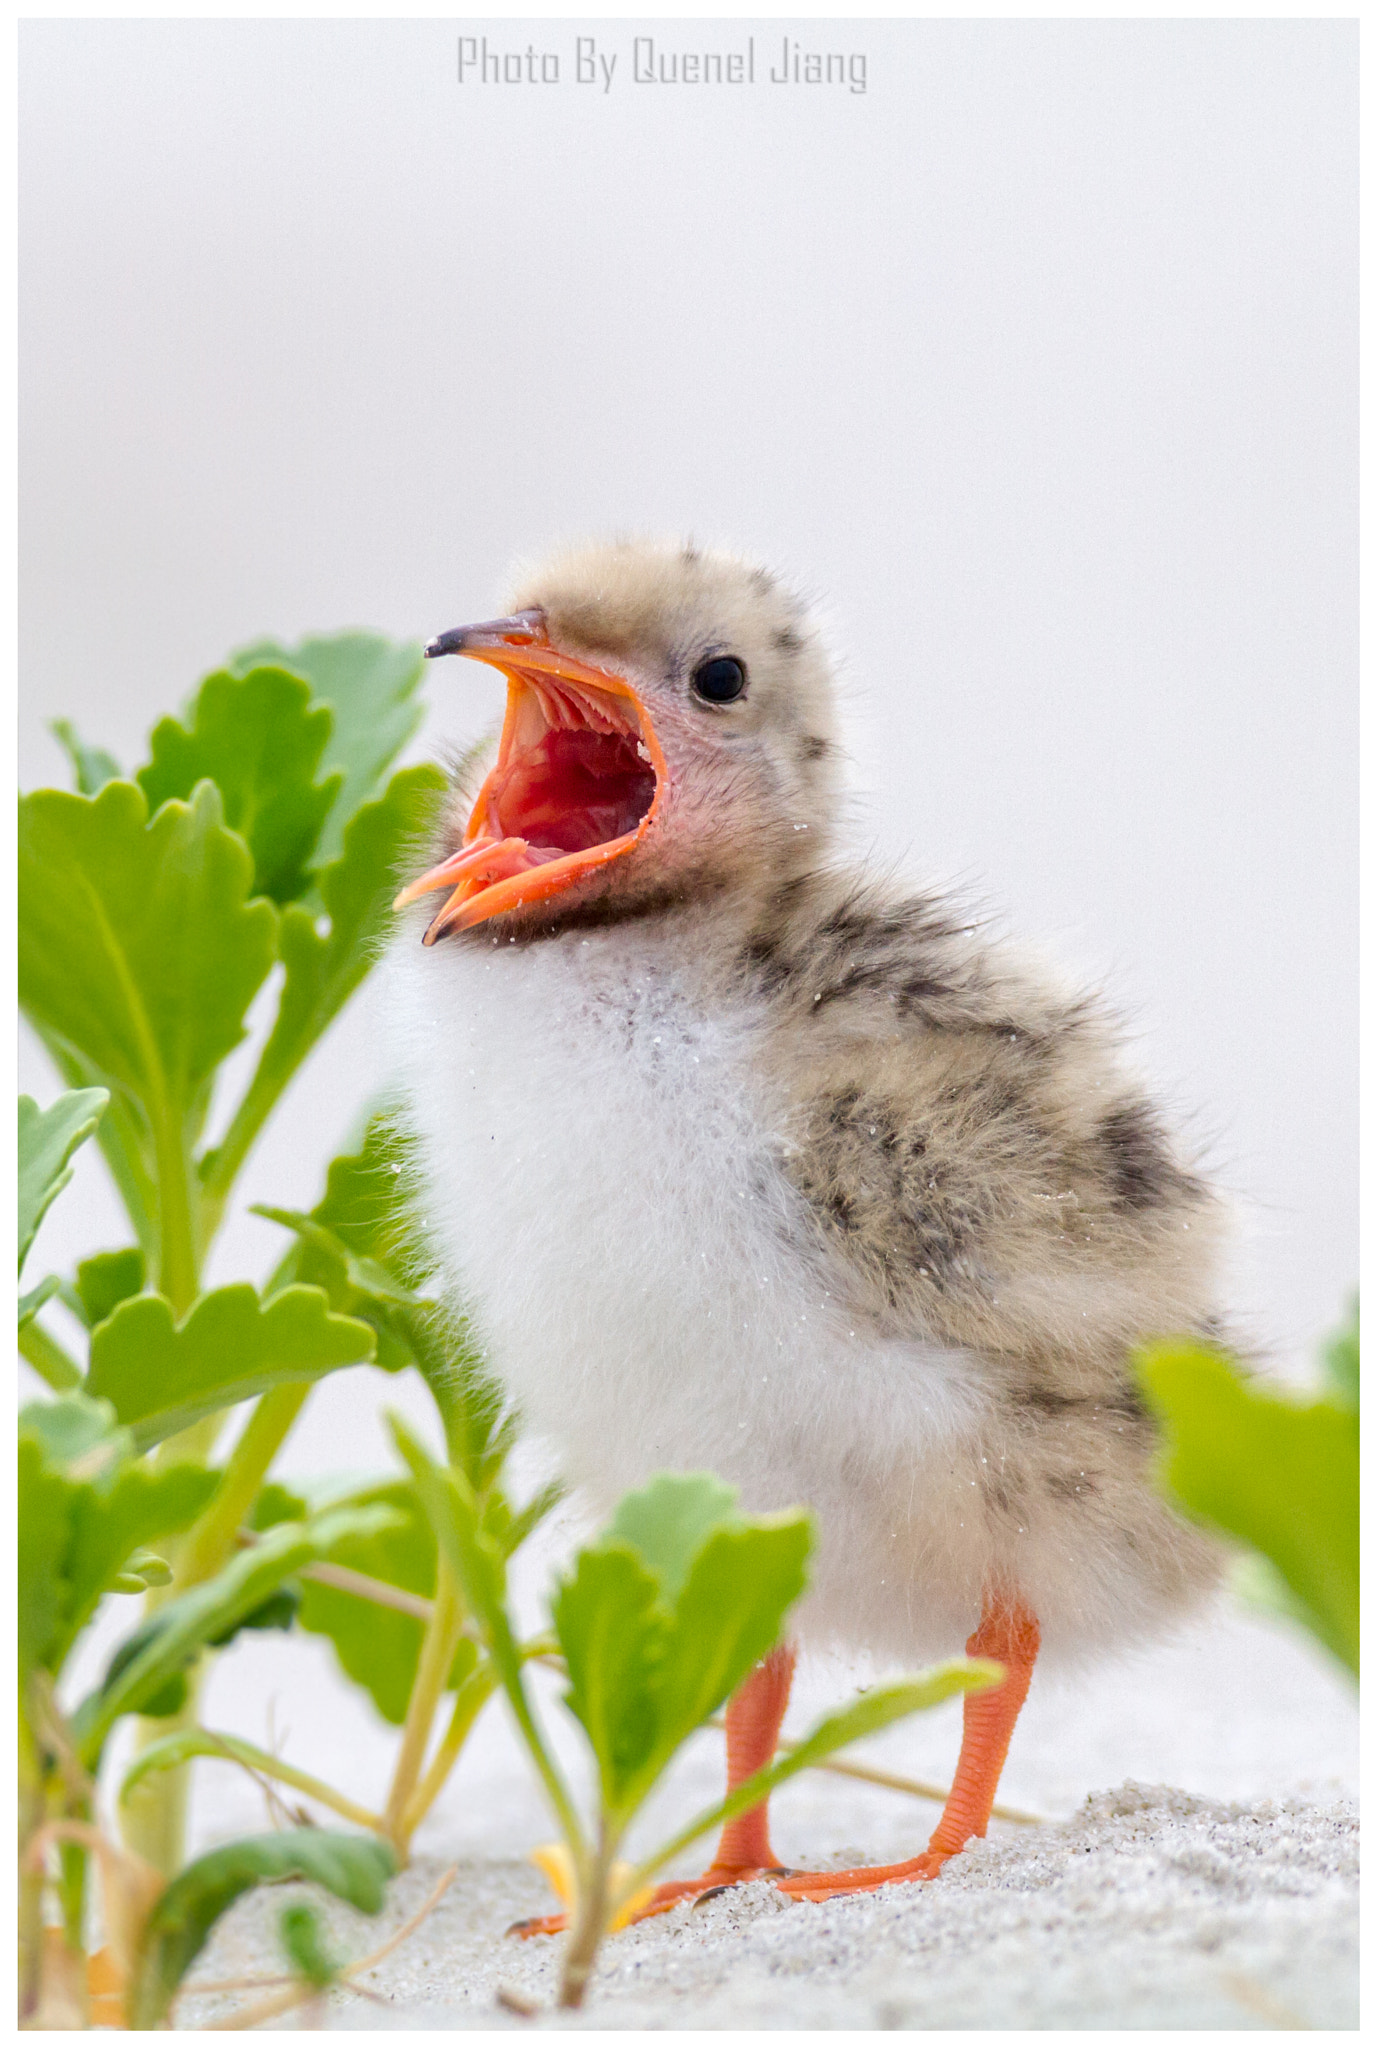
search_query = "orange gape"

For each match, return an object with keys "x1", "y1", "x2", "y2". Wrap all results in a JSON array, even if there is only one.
[
  {"x1": 396, "y1": 617, "x2": 669, "y2": 942},
  {"x1": 777, "y1": 1596, "x2": 1041, "y2": 1900}
]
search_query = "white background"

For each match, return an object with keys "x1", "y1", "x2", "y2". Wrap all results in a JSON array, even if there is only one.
[{"x1": 21, "y1": 16, "x2": 1356, "y2": 1484}]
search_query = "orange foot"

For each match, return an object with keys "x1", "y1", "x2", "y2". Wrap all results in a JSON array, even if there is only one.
[
  {"x1": 508, "y1": 1863, "x2": 792, "y2": 1938},
  {"x1": 626, "y1": 1863, "x2": 795, "y2": 1922},
  {"x1": 775, "y1": 1847, "x2": 953, "y2": 1902}
]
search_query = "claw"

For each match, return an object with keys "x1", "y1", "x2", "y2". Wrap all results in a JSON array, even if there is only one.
[{"x1": 507, "y1": 1912, "x2": 568, "y2": 1940}]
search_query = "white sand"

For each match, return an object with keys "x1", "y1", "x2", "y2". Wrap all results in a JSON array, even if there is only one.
[{"x1": 169, "y1": 1593, "x2": 1357, "y2": 2030}]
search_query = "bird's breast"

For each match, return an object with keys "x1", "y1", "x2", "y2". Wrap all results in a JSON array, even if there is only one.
[{"x1": 385, "y1": 921, "x2": 984, "y2": 1515}]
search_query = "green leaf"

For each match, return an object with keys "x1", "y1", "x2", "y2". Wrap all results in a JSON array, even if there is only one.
[
  {"x1": 18, "y1": 1273, "x2": 62, "y2": 1329},
  {"x1": 18, "y1": 1438, "x2": 71, "y2": 1684},
  {"x1": 19, "y1": 1389, "x2": 129, "y2": 1471},
  {"x1": 99, "y1": 1618, "x2": 193, "y2": 1720},
  {"x1": 307, "y1": 1111, "x2": 425, "y2": 1273},
  {"x1": 117, "y1": 1725, "x2": 369, "y2": 1824},
  {"x1": 1138, "y1": 1340, "x2": 1359, "y2": 1678},
  {"x1": 18, "y1": 1418, "x2": 217, "y2": 1681},
  {"x1": 18, "y1": 1088, "x2": 109, "y2": 1273},
  {"x1": 765, "y1": 1667, "x2": 1004, "y2": 1786},
  {"x1": 390, "y1": 1422, "x2": 519, "y2": 1699},
  {"x1": 269, "y1": 764, "x2": 446, "y2": 1064},
  {"x1": 608, "y1": 1472, "x2": 742, "y2": 1602},
  {"x1": 201, "y1": 765, "x2": 444, "y2": 1206},
  {"x1": 73, "y1": 1501, "x2": 402, "y2": 1761},
  {"x1": 230, "y1": 631, "x2": 427, "y2": 865},
  {"x1": 131, "y1": 1831, "x2": 394, "y2": 2028},
  {"x1": 112, "y1": 1547, "x2": 174, "y2": 1593},
  {"x1": 1321, "y1": 1296, "x2": 1358, "y2": 1412},
  {"x1": 250, "y1": 1480, "x2": 311, "y2": 1531},
  {"x1": 51, "y1": 718, "x2": 121, "y2": 796},
  {"x1": 550, "y1": 1482, "x2": 813, "y2": 1820},
  {"x1": 137, "y1": 667, "x2": 342, "y2": 905},
  {"x1": 1229, "y1": 1550, "x2": 1318, "y2": 1637},
  {"x1": 207, "y1": 1583, "x2": 301, "y2": 1647},
  {"x1": 278, "y1": 1901, "x2": 341, "y2": 1989},
  {"x1": 488, "y1": 1475, "x2": 567, "y2": 1562},
  {"x1": 70, "y1": 1247, "x2": 146, "y2": 1329},
  {"x1": 648, "y1": 1516, "x2": 812, "y2": 1779},
  {"x1": 31, "y1": 1039, "x2": 160, "y2": 1265},
  {"x1": 86, "y1": 1283, "x2": 376, "y2": 1450},
  {"x1": 553, "y1": 1544, "x2": 667, "y2": 1808},
  {"x1": 256, "y1": 1126, "x2": 514, "y2": 1487},
  {"x1": 251, "y1": 1207, "x2": 417, "y2": 1374},
  {"x1": 293, "y1": 1478, "x2": 459, "y2": 1726},
  {"x1": 18, "y1": 781, "x2": 277, "y2": 1144},
  {"x1": 62, "y1": 1464, "x2": 219, "y2": 1664}
]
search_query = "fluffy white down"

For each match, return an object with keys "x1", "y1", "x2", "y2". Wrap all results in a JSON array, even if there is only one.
[{"x1": 386, "y1": 917, "x2": 1172, "y2": 1666}]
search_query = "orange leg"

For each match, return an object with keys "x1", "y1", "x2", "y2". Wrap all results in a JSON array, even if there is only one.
[
  {"x1": 510, "y1": 1645, "x2": 796, "y2": 1938},
  {"x1": 776, "y1": 1596, "x2": 1040, "y2": 1902}
]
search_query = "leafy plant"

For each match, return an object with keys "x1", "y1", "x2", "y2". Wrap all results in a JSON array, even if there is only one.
[
  {"x1": 16, "y1": 1353, "x2": 400, "y2": 2020},
  {"x1": 19, "y1": 632, "x2": 442, "y2": 1877},
  {"x1": 129, "y1": 1832, "x2": 393, "y2": 2028},
  {"x1": 1138, "y1": 1300, "x2": 1359, "y2": 1679},
  {"x1": 394, "y1": 1443, "x2": 1000, "y2": 2008},
  {"x1": 106, "y1": 1111, "x2": 564, "y2": 1872},
  {"x1": 20, "y1": 625, "x2": 1011, "y2": 2030}
]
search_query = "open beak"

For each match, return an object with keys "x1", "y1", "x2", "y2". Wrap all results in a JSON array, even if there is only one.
[{"x1": 394, "y1": 610, "x2": 668, "y2": 942}]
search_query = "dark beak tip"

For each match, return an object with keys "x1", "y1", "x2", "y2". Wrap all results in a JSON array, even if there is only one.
[
  {"x1": 424, "y1": 628, "x2": 467, "y2": 660},
  {"x1": 424, "y1": 610, "x2": 546, "y2": 662}
]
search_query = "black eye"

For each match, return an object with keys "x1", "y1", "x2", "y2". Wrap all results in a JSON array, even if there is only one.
[{"x1": 691, "y1": 655, "x2": 747, "y2": 704}]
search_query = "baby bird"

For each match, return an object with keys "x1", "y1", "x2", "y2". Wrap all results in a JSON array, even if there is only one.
[{"x1": 387, "y1": 539, "x2": 1224, "y2": 1912}]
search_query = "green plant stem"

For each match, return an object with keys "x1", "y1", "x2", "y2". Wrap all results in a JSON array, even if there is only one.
[
  {"x1": 497, "y1": 1660, "x2": 587, "y2": 1864},
  {"x1": 120, "y1": 1668, "x2": 206, "y2": 1876},
  {"x1": 58, "y1": 1809, "x2": 91, "y2": 1963},
  {"x1": 559, "y1": 1820, "x2": 618, "y2": 2010},
  {"x1": 198, "y1": 1082, "x2": 279, "y2": 1236},
  {"x1": 298, "y1": 1559, "x2": 434, "y2": 1620},
  {"x1": 18, "y1": 1697, "x2": 48, "y2": 2023},
  {"x1": 182, "y1": 1384, "x2": 312, "y2": 1587},
  {"x1": 155, "y1": 1411, "x2": 228, "y2": 1479},
  {"x1": 123, "y1": 1728, "x2": 383, "y2": 1832},
  {"x1": 199, "y1": 938, "x2": 369, "y2": 1230},
  {"x1": 96, "y1": 1100, "x2": 161, "y2": 1266},
  {"x1": 18, "y1": 1316, "x2": 83, "y2": 1392},
  {"x1": 382, "y1": 1558, "x2": 466, "y2": 1857},
  {"x1": 398, "y1": 1663, "x2": 498, "y2": 1840},
  {"x1": 151, "y1": 1109, "x2": 200, "y2": 1314},
  {"x1": 702, "y1": 1715, "x2": 1044, "y2": 1825},
  {"x1": 126, "y1": 1387, "x2": 309, "y2": 1874}
]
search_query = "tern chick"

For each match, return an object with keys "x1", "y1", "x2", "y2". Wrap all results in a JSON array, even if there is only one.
[{"x1": 388, "y1": 538, "x2": 1224, "y2": 1912}]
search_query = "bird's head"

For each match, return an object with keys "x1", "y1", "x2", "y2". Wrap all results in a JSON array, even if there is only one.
[{"x1": 396, "y1": 539, "x2": 841, "y2": 942}]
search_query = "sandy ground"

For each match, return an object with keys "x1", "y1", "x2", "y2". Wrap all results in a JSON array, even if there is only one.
[{"x1": 163, "y1": 1589, "x2": 1357, "y2": 2031}]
